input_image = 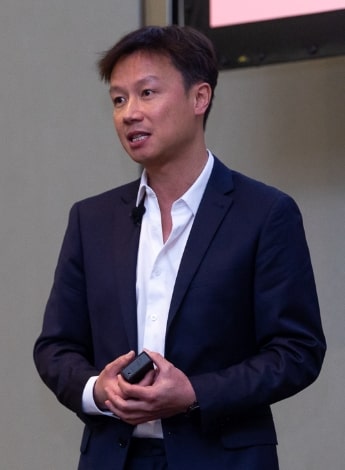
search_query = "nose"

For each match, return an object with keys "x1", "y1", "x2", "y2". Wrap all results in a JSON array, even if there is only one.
[{"x1": 122, "y1": 96, "x2": 143, "y2": 123}]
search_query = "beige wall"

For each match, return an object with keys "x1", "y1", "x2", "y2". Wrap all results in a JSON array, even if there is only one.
[
  {"x1": 1, "y1": 1, "x2": 344, "y2": 468},
  {"x1": 143, "y1": 0, "x2": 170, "y2": 25}
]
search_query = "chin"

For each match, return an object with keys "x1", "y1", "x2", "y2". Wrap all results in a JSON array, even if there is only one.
[
  {"x1": 128, "y1": 154, "x2": 147, "y2": 165},
  {"x1": 128, "y1": 151, "x2": 156, "y2": 165}
]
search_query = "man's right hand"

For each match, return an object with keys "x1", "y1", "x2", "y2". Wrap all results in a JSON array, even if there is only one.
[{"x1": 93, "y1": 351, "x2": 136, "y2": 411}]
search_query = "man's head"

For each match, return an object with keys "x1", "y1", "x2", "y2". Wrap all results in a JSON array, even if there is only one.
[{"x1": 98, "y1": 25, "x2": 218, "y2": 126}]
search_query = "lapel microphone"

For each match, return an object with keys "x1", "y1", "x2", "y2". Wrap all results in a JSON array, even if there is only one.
[{"x1": 130, "y1": 199, "x2": 146, "y2": 226}]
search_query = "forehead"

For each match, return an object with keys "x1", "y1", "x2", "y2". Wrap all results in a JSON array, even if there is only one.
[{"x1": 110, "y1": 50, "x2": 181, "y2": 83}]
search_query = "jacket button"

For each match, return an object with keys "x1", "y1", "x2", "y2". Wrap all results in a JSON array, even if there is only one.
[{"x1": 118, "y1": 438, "x2": 128, "y2": 448}]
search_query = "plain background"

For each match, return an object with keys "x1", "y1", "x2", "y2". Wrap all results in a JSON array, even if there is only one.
[{"x1": 1, "y1": 1, "x2": 344, "y2": 468}]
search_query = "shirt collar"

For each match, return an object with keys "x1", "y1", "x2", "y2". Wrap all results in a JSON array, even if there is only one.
[{"x1": 136, "y1": 150, "x2": 214, "y2": 215}]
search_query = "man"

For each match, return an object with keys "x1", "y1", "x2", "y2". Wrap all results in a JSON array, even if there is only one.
[{"x1": 34, "y1": 25, "x2": 326, "y2": 470}]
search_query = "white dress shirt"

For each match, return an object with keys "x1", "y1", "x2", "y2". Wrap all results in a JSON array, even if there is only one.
[{"x1": 82, "y1": 151, "x2": 214, "y2": 438}]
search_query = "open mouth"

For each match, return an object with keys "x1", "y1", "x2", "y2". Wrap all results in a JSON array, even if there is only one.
[
  {"x1": 131, "y1": 134, "x2": 147, "y2": 142},
  {"x1": 128, "y1": 132, "x2": 150, "y2": 143}
]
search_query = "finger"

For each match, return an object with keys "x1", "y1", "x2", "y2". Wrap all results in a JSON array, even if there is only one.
[
  {"x1": 105, "y1": 350, "x2": 136, "y2": 377},
  {"x1": 106, "y1": 393, "x2": 146, "y2": 418},
  {"x1": 116, "y1": 373, "x2": 155, "y2": 401},
  {"x1": 104, "y1": 398, "x2": 124, "y2": 417},
  {"x1": 114, "y1": 350, "x2": 136, "y2": 369},
  {"x1": 116, "y1": 373, "x2": 142, "y2": 398},
  {"x1": 138, "y1": 368, "x2": 155, "y2": 386},
  {"x1": 143, "y1": 350, "x2": 170, "y2": 372}
]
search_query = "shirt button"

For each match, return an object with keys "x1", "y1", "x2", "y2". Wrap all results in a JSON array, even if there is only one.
[{"x1": 150, "y1": 314, "x2": 157, "y2": 321}]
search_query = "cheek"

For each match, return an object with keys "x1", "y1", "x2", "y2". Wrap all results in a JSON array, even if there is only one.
[
  {"x1": 113, "y1": 115, "x2": 123, "y2": 136},
  {"x1": 112, "y1": 111, "x2": 118, "y2": 128},
  {"x1": 158, "y1": 107, "x2": 181, "y2": 130}
]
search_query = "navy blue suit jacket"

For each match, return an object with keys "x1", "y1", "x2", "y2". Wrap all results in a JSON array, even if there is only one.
[{"x1": 34, "y1": 157, "x2": 326, "y2": 469}]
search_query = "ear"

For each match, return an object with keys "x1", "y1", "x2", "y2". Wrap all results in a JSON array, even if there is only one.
[{"x1": 193, "y1": 82, "x2": 212, "y2": 117}]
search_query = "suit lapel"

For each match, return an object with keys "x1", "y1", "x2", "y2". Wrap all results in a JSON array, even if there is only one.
[
  {"x1": 110, "y1": 181, "x2": 142, "y2": 352},
  {"x1": 167, "y1": 158, "x2": 234, "y2": 330}
]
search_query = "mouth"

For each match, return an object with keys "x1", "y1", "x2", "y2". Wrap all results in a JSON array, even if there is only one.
[{"x1": 127, "y1": 132, "x2": 150, "y2": 143}]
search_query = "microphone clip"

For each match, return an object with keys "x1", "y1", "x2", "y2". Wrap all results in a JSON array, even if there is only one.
[{"x1": 130, "y1": 201, "x2": 146, "y2": 226}]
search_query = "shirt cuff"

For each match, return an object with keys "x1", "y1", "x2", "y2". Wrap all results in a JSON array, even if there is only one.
[{"x1": 82, "y1": 376, "x2": 118, "y2": 418}]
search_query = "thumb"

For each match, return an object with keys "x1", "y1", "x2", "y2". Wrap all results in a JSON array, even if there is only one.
[
  {"x1": 143, "y1": 349, "x2": 165, "y2": 369},
  {"x1": 112, "y1": 350, "x2": 136, "y2": 373}
]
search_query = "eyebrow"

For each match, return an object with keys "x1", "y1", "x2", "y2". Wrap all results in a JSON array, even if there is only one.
[{"x1": 109, "y1": 75, "x2": 160, "y2": 94}]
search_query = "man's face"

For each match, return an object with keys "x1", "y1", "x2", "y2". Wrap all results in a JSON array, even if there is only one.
[{"x1": 109, "y1": 51, "x2": 201, "y2": 169}]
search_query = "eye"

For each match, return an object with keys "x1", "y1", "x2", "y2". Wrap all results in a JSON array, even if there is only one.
[
  {"x1": 112, "y1": 96, "x2": 126, "y2": 108},
  {"x1": 142, "y1": 89, "x2": 154, "y2": 98}
]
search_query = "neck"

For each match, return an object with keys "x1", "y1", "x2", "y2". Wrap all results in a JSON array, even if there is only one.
[{"x1": 145, "y1": 147, "x2": 208, "y2": 205}]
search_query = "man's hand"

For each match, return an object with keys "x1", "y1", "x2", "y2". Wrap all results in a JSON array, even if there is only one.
[
  {"x1": 93, "y1": 351, "x2": 139, "y2": 411},
  {"x1": 103, "y1": 350, "x2": 197, "y2": 426}
]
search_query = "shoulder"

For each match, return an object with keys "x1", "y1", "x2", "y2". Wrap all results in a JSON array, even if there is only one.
[
  {"x1": 63, "y1": 179, "x2": 141, "y2": 231},
  {"x1": 71, "y1": 179, "x2": 140, "y2": 213},
  {"x1": 212, "y1": 155, "x2": 296, "y2": 210}
]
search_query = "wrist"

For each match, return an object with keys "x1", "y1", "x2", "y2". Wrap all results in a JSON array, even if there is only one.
[{"x1": 93, "y1": 378, "x2": 108, "y2": 411}]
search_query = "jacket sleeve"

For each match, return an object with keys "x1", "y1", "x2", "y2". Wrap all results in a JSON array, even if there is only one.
[
  {"x1": 33, "y1": 203, "x2": 99, "y2": 416},
  {"x1": 189, "y1": 194, "x2": 326, "y2": 433}
]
